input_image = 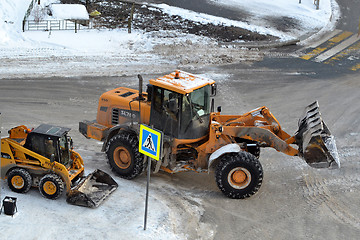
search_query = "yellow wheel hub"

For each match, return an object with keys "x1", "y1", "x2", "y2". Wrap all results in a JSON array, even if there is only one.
[
  {"x1": 11, "y1": 176, "x2": 25, "y2": 189},
  {"x1": 228, "y1": 167, "x2": 251, "y2": 189},
  {"x1": 113, "y1": 146, "x2": 131, "y2": 169},
  {"x1": 43, "y1": 181, "x2": 57, "y2": 195}
]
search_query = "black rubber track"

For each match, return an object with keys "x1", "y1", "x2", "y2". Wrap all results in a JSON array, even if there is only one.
[
  {"x1": 106, "y1": 132, "x2": 144, "y2": 179},
  {"x1": 215, "y1": 151, "x2": 263, "y2": 199}
]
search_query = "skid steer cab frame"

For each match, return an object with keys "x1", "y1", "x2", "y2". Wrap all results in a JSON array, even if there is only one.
[
  {"x1": 1, "y1": 124, "x2": 85, "y2": 200},
  {"x1": 79, "y1": 70, "x2": 339, "y2": 199}
]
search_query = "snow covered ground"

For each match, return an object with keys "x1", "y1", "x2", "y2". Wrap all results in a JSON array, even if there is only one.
[
  {"x1": 0, "y1": 0, "x2": 339, "y2": 79},
  {"x1": 0, "y1": 1, "x2": 342, "y2": 239}
]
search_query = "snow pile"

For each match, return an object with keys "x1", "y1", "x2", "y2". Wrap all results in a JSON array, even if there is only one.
[
  {"x1": 155, "y1": 0, "x2": 339, "y2": 40},
  {"x1": 211, "y1": 0, "x2": 333, "y2": 27},
  {"x1": 50, "y1": 4, "x2": 89, "y2": 20},
  {"x1": 0, "y1": 0, "x2": 31, "y2": 45}
]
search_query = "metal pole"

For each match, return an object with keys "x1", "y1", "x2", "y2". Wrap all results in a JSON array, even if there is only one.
[
  {"x1": 128, "y1": 3, "x2": 135, "y2": 34},
  {"x1": 144, "y1": 156, "x2": 151, "y2": 230},
  {"x1": 0, "y1": 112, "x2": 2, "y2": 203},
  {"x1": 138, "y1": 74, "x2": 143, "y2": 124}
]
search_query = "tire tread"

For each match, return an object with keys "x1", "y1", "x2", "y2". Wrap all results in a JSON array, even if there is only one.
[
  {"x1": 106, "y1": 132, "x2": 143, "y2": 179},
  {"x1": 7, "y1": 168, "x2": 32, "y2": 193},
  {"x1": 215, "y1": 152, "x2": 263, "y2": 199}
]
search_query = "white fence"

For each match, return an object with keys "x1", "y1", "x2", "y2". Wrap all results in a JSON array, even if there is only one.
[{"x1": 23, "y1": 20, "x2": 91, "y2": 32}]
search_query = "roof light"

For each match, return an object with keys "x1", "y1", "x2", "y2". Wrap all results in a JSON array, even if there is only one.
[{"x1": 174, "y1": 71, "x2": 180, "y2": 79}]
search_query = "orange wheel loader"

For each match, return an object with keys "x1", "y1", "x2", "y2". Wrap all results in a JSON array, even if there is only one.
[
  {"x1": 79, "y1": 70, "x2": 340, "y2": 199},
  {"x1": 1, "y1": 124, "x2": 117, "y2": 207}
]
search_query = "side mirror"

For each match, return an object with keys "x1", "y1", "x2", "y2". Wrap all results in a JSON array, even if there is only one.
[
  {"x1": 211, "y1": 84, "x2": 217, "y2": 97},
  {"x1": 50, "y1": 154, "x2": 55, "y2": 163},
  {"x1": 217, "y1": 106, "x2": 222, "y2": 113},
  {"x1": 68, "y1": 136, "x2": 74, "y2": 150}
]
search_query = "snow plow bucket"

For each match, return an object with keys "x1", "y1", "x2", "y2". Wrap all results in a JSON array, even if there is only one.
[
  {"x1": 295, "y1": 101, "x2": 340, "y2": 169},
  {"x1": 67, "y1": 169, "x2": 118, "y2": 208}
]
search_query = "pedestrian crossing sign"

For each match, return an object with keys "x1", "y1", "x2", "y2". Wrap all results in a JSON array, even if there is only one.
[{"x1": 139, "y1": 124, "x2": 163, "y2": 161}]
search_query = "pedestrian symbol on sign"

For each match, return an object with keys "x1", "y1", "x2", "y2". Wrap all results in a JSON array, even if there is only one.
[
  {"x1": 143, "y1": 134, "x2": 155, "y2": 152},
  {"x1": 139, "y1": 124, "x2": 163, "y2": 161}
]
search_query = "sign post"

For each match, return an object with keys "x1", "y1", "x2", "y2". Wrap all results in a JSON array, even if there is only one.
[
  {"x1": 139, "y1": 124, "x2": 163, "y2": 230},
  {"x1": 0, "y1": 113, "x2": 2, "y2": 203},
  {"x1": 144, "y1": 156, "x2": 150, "y2": 230}
]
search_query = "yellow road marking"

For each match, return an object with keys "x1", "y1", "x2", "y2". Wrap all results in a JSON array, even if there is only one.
[
  {"x1": 301, "y1": 47, "x2": 327, "y2": 60},
  {"x1": 329, "y1": 31, "x2": 353, "y2": 43},
  {"x1": 325, "y1": 40, "x2": 360, "y2": 64},
  {"x1": 351, "y1": 64, "x2": 360, "y2": 71},
  {"x1": 300, "y1": 31, "x2": 353, "y2": 60}
]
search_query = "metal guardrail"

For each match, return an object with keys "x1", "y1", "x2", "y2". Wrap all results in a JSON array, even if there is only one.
[{"x1": 23, "y1": 20, "x2": 90, "y2": 32}]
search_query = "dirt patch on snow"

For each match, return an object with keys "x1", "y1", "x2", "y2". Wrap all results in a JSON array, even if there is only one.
[
  {"x1": 150, "y1": 35, "x2": 265, "y2": 67},
  {"x1": 61, "y1": 0, "x2": 277, "y2": 42}
]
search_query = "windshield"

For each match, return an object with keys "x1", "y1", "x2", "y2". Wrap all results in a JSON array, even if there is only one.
[
  {"x1": 179, "y1": 85, "x2": 210, "y2": 138},
  {"x1": 183, "y1": 85, "x2": 210, "y2": 121}
]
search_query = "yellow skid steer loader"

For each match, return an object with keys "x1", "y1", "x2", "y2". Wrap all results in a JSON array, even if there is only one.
[{"x1": 1, "y1": 124, "x2": 117, "y2": 208}]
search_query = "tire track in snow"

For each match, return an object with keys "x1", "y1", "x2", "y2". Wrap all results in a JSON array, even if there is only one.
[{"x1": 302, "y1": 172, "x2": 360, "y2": 230}]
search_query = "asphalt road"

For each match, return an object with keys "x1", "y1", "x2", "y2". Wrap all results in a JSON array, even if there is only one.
[
  {"x1": 148, "y1": 0, "x2": 251, "y2": 22},
  {"x1": 336, "y1": 0, "x2": 360, "y2": 32},
  {"x1": 1, "y1": 59, "x2": 359, "y2": 239},
  {"x1": 1, "y1": 1, "x2": 359, "y2": 239}
]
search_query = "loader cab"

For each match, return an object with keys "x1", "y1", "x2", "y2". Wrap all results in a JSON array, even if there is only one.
[
  {"x1": 148, "y1": 71, "x2": 215, "y2": 139},
  {"x1": 24, "y1": 124, "x2": 72, "y2": 167}
]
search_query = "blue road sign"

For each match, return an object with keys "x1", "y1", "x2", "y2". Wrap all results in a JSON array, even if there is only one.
[{"x1": 139, "y1": 125, "x2": 163, "y2": 161}]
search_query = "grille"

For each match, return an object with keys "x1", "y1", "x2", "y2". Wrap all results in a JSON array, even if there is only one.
[{"x1": 112, "y1": 108, "x2": 119, "y2": 125}]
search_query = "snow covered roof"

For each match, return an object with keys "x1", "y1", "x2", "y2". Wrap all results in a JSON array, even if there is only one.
[
  {"x1": 51, "y1": 4, "x2": 89, "y2": 20},
  {"x1": 149, "y1": 70, "x2": 215, "y2": 94}
]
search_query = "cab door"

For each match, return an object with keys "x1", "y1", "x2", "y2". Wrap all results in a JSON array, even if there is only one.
[{"x1": 149, "y1": 86, "x2": 181, "y2": 138}]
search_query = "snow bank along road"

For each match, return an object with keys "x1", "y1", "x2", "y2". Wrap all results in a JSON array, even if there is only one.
[{"x1": 0, "y1": 0, "x2": 345, "y2": 79}]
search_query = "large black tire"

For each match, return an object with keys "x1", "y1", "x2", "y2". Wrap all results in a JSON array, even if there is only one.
[
  {"x1": 215, "y1": 151, "x2": 263, "y2": 199},
  {"x1": 7, "y1": 168, "x2": 32, "y2": 193},
  {"x1": 247, "y1": 146, "x2": 260, "y2": 159},
  {"x1": 39, "y1": 174, "x2": 64, "y2": 199},
  {"x1": 106, "y1": 132, "x2": 144, "y2": 179}
]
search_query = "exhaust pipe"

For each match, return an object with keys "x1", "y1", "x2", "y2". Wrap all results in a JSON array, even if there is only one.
[{"x1": 138, "y1": 74, "x2": 144, "y2": 100}]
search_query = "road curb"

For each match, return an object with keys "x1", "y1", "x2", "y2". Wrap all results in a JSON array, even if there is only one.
[{"x1": 220, "y1": 38, "x2": 300, "y2": 48}]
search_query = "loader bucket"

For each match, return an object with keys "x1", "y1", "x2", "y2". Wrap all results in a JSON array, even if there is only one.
[
  {"x1": 66, "y1": 169, "x2": 118, "y2": 208},
  {"x1": 295, "y1": 101, "x2": 340, "y2": 169}
]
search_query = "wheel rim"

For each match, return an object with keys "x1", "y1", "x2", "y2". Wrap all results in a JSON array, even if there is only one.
[
  {"x1": 11, "y1": 176, "x2": 25, "y2": 189},
  {"x1": 113, "y1": 146, "x2": 131, "y2": 169},
  {"x1": 43, "y1": 181, "x2": 57, "y2": 195},
  {"x1": 228, "y1": 167, "x2": 251, "y2": 189}
]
